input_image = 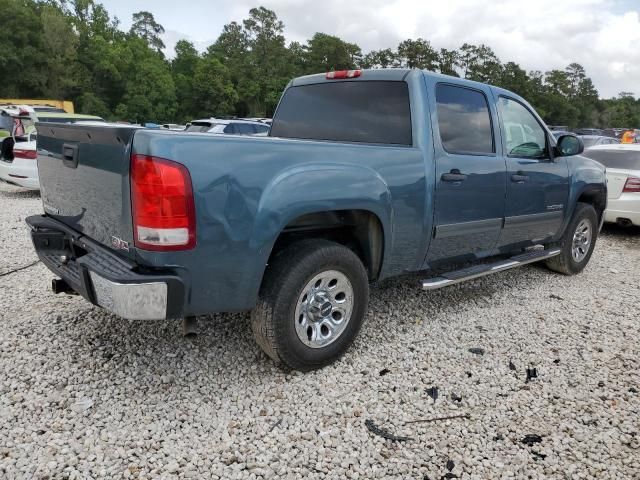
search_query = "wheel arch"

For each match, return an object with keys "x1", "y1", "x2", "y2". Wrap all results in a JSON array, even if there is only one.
[{"x1": 247, "y1": 164, "x2": 394, "y2": 304}]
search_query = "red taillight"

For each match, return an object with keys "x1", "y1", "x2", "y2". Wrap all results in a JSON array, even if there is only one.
[
  {"x1": 13, "y1": 149, "x2": 37, "y2": 159},
  {"x1": 326, "y1": 70, "x2": 361, "y2": 80},
  {"x1": 623, "y1": 176, "x2": 640, "y2": 193},
  {"x1": 130, "y1": 154, "x2": 196, "y2": 251}
]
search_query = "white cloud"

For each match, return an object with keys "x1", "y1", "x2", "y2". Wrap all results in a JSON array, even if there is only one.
[{"x1": 153, "y1": 0, "x2": 640, "y2": 98}]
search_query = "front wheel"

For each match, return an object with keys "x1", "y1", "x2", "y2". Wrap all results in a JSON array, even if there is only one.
[
  {"x1": 546, "y1": 202, "x2": 598, "y2": 275},
  {"x1": 251, "y1": 239, "x2": 369, "y2": 371}
]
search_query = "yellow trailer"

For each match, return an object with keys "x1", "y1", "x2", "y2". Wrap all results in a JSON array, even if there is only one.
[{"x1": 0, "y1": 99, "x2": 74, "y2": 113}]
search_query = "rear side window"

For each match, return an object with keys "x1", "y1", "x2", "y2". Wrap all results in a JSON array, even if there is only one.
[
  {"x1": 271, "y1": 81, "x2": 412, "y2": 146},
  {"x1": 582, "y1": 149, "x2": 640, "y2": 170},
  {"x1": 436, "y1": 84, "x2": 494, "y2": 155}
]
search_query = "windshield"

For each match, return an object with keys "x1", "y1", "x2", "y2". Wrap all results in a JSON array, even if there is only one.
[
  {"x1": 581, "y1": 137, "x2": 599, "y2": 148},
  {"x1": 185, "y1": 122, "x2": 220, "y2": 133}
]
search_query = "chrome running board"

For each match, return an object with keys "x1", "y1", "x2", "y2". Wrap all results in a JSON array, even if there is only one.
[{"x1": 421, "y1": 249, "x2": 561, "y2": 291}]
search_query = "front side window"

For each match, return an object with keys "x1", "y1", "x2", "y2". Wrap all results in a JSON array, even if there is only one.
[
  {"x1": 498, "y1": 97, "x2": 547, "y2": 158},
  {"x1": 435, "y1": 84, "x2": 494, "y2": 155},
  {"x1": 270, "y1": 81, "x2": 412, "y2": 146}
]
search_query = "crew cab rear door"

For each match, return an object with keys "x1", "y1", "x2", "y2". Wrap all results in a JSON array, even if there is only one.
[
  {"x1": 493, "y1": 95, "x2": 569, "y2": 248},
  {"x1": 424, "y1": 78, "x2": 507, "y2": 264}
]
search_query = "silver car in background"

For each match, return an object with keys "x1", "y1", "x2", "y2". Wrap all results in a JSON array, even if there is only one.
[{"x1": 185, "y1": 118, "x2": 270, "y2": 136}]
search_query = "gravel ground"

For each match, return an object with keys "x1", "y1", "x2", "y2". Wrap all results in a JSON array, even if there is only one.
[{"x1": 1, "y1": 181, "x2": 639, "y2": 480}]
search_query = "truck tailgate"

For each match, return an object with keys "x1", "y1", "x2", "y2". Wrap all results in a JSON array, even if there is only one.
[{"x1": 36, "y1": 123, "x2": 138, "y2": 259}]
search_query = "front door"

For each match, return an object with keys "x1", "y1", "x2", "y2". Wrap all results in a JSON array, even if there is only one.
[
  {"x1": 425, "y1": 80, "x2": 507, "y2": 265},
  {"x1": 494, "y1": 96, "x2": 570, "y2": 248}
]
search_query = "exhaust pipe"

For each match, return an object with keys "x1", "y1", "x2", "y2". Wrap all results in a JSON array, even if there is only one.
[
  {"x1": 51, "y1": 278, "x2": 75, "y2": 295},
  {"x1": 182, "y1": 316, "x2": 199, "y2": 337}
]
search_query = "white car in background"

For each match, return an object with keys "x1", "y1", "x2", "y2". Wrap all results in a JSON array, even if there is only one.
[
  {"x1": 0, "y1": 112, "x2": 104, "y2": 190},
  {"x1": 185, "y1": 118, "x2": 270, "y2": 136},
  {"x1": 583, "y1": 144, "x2": 640, "y2": 227}
]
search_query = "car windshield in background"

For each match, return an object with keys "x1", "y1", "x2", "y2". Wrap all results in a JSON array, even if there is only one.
[
  {"x1": 38, "y1": 116, "x2": 104, "y2": 124},
  {"x1": 186, "y1": 122, "x2": 218, "y2": 133},
  {"x1": 582, "y1": 149, "x2": 640, "y2": 170},
  {"x1": 581, "y1": 136, "x2": 599, "y2": 148},
  {"x1": 33, "y1": 107, "x2": 66, "y2": 113},
  {"x1": 270, "y1": 81, "x2": 412, "y2": 145}
]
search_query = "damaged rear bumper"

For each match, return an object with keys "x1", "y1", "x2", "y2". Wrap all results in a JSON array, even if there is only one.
[{"x1": 26, "y1": 215, "x2": 185, "y2": 320}]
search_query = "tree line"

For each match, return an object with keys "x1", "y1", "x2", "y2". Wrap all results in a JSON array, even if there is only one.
[{"x1": 1, "y1": 0, "x2": 639, "y2": 128}]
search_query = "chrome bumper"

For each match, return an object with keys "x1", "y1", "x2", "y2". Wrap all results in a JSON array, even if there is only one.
[
  {"x1": 89, "y1": 272, "x2": 168, "y2": 320},
  {"x1": 27, "y1": 214, "x2": 186, "y2": 321}
]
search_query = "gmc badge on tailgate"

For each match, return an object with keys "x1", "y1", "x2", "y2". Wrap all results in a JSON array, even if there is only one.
[{"x1": 111, "y1": 236, "x2": 129, "y2": 251}]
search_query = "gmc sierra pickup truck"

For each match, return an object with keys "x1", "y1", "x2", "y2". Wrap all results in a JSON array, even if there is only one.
[{"x1": 27, "y1": 69, "x2": 607, "y2": 371}]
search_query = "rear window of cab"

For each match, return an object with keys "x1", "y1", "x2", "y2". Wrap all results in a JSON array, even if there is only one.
[{"x1": 270, "y1": 81, "x2": 412, "y2": 146}]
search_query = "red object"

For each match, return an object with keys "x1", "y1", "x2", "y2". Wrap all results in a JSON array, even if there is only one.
[
  {"x1": 13, "y1": 119, "x2": 24, "y2": 137},
  {"x1": 13, "y1": 149, "x2": 37, "y2": 159},
  {"x1": 622, "y1": 176, "x2": 640, "y2": 193},
  {"x1": 326, "y1": 70, "x2": 362, "y2": 80},
  {"x1": 130, "y1": 154, "x2": 196, "y2": 251}
]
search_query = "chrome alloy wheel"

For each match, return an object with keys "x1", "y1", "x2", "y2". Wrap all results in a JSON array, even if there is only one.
[
  {"x1": 572, "y1": 218, "x2": 592, "y2": 262},
  {"x1": 294, "y1": 270, "x2": 354, "y2": 349}
]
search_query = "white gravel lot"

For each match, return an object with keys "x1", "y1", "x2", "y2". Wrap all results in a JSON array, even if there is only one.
[{"x1": 1, "y1": 181, "x2": 639, "y2": 480}]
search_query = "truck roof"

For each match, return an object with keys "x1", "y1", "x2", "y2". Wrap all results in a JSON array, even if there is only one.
[
  {"x1": 288, "y1": 68, "x2": 534, "y2": 119},
  {"x1": 291, "y1": 68, "x2": 519, "y2": 96},
  {"x1": 291, "y1": 68, "x2": 413, "y2": 86}
]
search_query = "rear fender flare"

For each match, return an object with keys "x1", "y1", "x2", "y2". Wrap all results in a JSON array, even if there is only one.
[{"x1": 248, "y1": 163, "x2": 393, "y2": 294}]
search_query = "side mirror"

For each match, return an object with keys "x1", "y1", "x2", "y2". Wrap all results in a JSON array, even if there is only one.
[{"x1": 556, "y1": 134, "x2": 584, "y2": 156}]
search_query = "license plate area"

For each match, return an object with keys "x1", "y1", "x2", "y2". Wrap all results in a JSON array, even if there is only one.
[{"x1": 32, "y1": 229, "x2": 70, "y2": 255}]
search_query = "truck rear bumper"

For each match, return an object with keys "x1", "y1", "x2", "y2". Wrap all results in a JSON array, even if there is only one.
[{"x1": 26, "y1": 215, "x2": 185, "y2": 320}]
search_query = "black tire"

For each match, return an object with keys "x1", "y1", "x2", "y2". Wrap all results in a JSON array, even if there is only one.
[
  {"x1": 251, "y1": 239, "x2": 369, "y2": 371},
  {"x1": 545, "y1": 202, "x2": 598, "y2": 275}
]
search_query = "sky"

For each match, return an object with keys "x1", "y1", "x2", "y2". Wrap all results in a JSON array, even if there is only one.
[{"x1": 99, "y1": 0, "x2": 640, "y2": 99}]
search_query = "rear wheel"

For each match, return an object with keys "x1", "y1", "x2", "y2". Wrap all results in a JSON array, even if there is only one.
[
  {"x1": 251, "y1": 239, "x2": 369, "y2": 371},
  {"x1": 546, "y1": 202, "x2": 598, "y2": 275}
]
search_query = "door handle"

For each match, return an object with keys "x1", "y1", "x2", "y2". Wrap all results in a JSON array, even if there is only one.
[
  {"x1": 511, "y1": 172, "x2": 529, "y2": 183},
  {"x1": 441, "y1": 169, "x2": 467, "y2": 182}
]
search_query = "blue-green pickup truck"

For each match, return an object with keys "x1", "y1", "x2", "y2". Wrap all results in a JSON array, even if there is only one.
[{"x1": 27, "y1": 69, "x2": 606, "y2": 370}]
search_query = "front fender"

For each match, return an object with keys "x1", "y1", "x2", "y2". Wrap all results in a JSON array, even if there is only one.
[{"x1": 559, "y1": 156, "x2": 607, "y2": 237}]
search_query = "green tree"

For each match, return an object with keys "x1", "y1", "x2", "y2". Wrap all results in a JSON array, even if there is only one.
[
  {"x1": 191, "y1": 57, "x2": 238, "y2": 118},
  {"x1": 459, "y1": 43, "x2": 502, "y2": 82},
  {"x1": 241, "y1": 7, "x2": 291, "y2": 115},
  {"x1": 498, "y1": 62, "x2": 530, "y2": 98},
  {"x1": 115, "y1": 37, "x2": 176, "y2": 122},
  {"x1": 130, "y1": 11, "x2": 165, "y2": 52},
  {"x1": 397, "y1": 38, "x2": 438, "y2": 70},
  {"x1": 171, "y1": 40, "x2": 201, "y2": 121},
  {"x1": 437, "y1": 48, "x2": 459, "y2": 76},
  {"x1": 361, "y1": 49, "x2": 399, "y2": 69},
  {"x1": 305, "y1": 33, "x2": 361, "y2": 72},
  {"x1": 41, "y1": 5, "x2": 78, "y2": 98},
  {"x1": 0, "y1": 0, "x2": 47, "y2": 97}
]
